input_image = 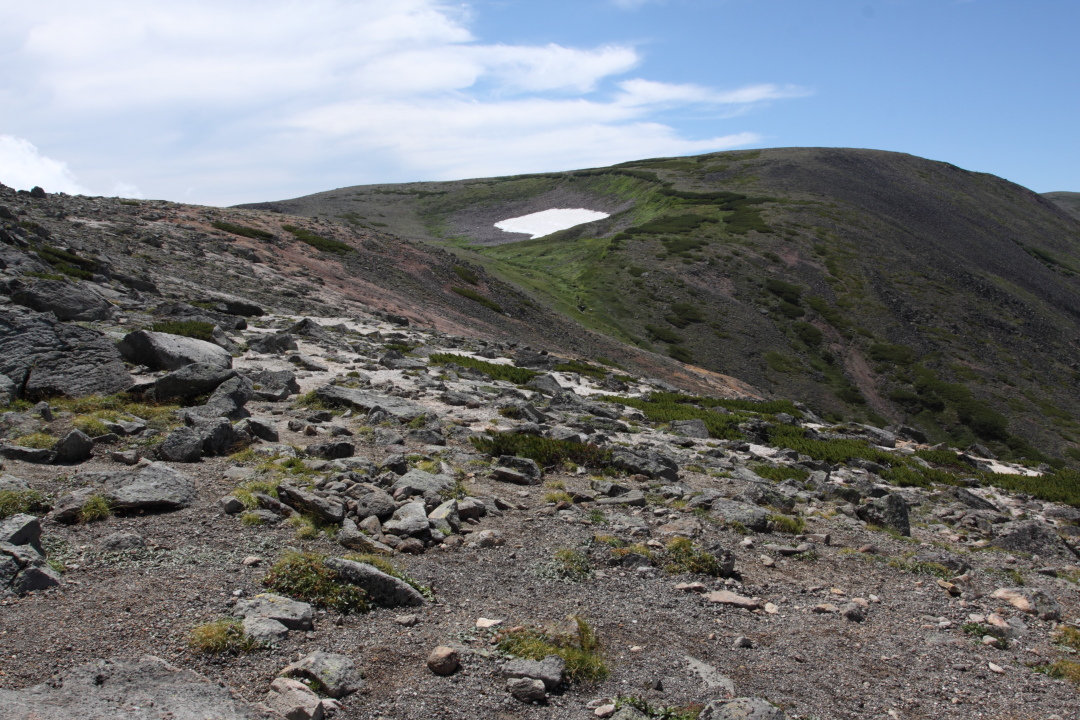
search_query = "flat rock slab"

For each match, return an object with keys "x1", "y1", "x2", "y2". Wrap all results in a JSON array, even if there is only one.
[
  {"x1": 323, "y1": 558, "x2": 426, "y2": 608},
  {"x1": 705, "y1": 590, "x2": 762, "y2": 610},
  {"x1": 0, "y1": 306, "x2": 133, "y2": 398},
  {"x1": 0, "y1": 655, "x2": 276, "y2": 720},
  {"x1": 235, "y1": 593, "x2": 314, "y2": 630},
  {"x1": 502, "y1": 655, "x2": 565, "y2": 690},
  {"x1": 315, "y1": 385, "x2": 428, "y2": 421},
  {"x1": 103, "y1": 462, "x2": 197, "y2": 512}
]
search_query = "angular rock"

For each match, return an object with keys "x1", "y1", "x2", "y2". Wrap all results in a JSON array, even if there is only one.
[
  {"x1": 0, "y1": 445, "x2": 57, "y2": 464},
  {"x1": 306, "y1": 441, "x2": 354, "y2": 460},
  {"x1": 991, "y1": 520, "x2": 1078, "y2": 560},
  {"x1": 382, "y1": 501, "x2": 431, "y2": 537},
  {"x1": 265, "y1": 677, "x2": 324, "y2": 720},
  {"x1": 492, "y1": 455, "x2": 542, "y2": 485},
  {"x1": 0, "y1": 656, "x2": 276, "y2": 720},
  {"x1": 855, "y1": 493, "x2": 911, "y2": 536},
  {"x1": 990, "y1": 587, "x2": 1061, "y2": 621},
  {"x1": 609, "y1": 448, "x2": 679, "y2": 482},
  {"x1": 706, "y1": 590, "x2": 761, "y2": 610},
  {"x1": 0, "y1": 306, "x2": 133, "y2": 398},
  {"x1": 507, "y1": 676, "x2": 547, "y2": 703},
  {"x1": 235, "y1": 593, "x2": 315, "y2": 630},
  {"x1": 50, "y1": 429, "x2": 93, "y2": 464},
  {"x1": 0, "y1": 514, "x2": 44, "y2": 555},
  {"x1": 337, "y1": 519, "x2": 383, "y2": 552},
  {"x1": 525, "y1": 374, "x2": 563, "y2": 395},
  {"x1": 185, "y1": 375, "x2": 254, "y2": 420},
  {"x1": 390, "y1": 469, "x2": 453, "y2": 502},
  {"x1": 428, "y1": 499, "x2": 461, "y2": 534},
  {"x1": 117, "y1": 330, "x2": 232, "y2": 371},
  {"x1": 85, "y1": 462, "x2": 197, "y2": 512},
  {"x1": 249, "y1": 333, "x2": 298, "y2": 354},
  {"x1": 354, "y1": 490, "x2": 397, "y2": 521},
  {"x1": 281, "y1": 651, "x2": 364, "y2": 698},
  {"x1": 242, "y1": 616, "x2": 289, "y2": 644},
  {"x1": 670, "y1": 419, "x2": 710, "y2": 439},
  {"x1": 149, "y1": 363, "x2": 237, "y2": 401},
  {"x1": 323, "y1": 557, "x2": 427, "y2": 607},
  {"x1": 278, "y1": 483, "x2": 345, "y2": 525},
  {"x1": 158, "y1": 426, "x2": 205, "y2": 463},
  {"x1": 710, "y1": 500, "x2": 771, "y2": 532},
  {"x1": 502, "y1": 655, "x2": 565, "y2": 690}
]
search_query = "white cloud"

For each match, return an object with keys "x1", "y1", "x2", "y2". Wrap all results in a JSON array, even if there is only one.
[
  {"x1": 0, "y1": 0, "x2": 806, "y2": 204},
  {"x1": 0, "y1": 135, "x2": 89, "y2": 194}
]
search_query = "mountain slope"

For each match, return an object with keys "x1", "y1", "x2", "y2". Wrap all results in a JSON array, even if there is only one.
[
  {"x1": 1045, "y1": 191, "x2": 1080, "y2": 222},
  {"x1": 243, "y1": 148, "x2": 1080, "y2": 464}
]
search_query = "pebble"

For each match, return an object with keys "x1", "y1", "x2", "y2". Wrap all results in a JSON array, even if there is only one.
[
  {"x1": 732, "y1": 636, "x2": 753, "y2": 648},
  {"x1": 594, "y1": 704, "x2": 617, "y2": 718},
  {"x1": 241, "y1": 556, "x2": 262, "y2": 567},
  {"x1": 476, "y1": 617, "x2": 502, "y2": 628},
  {"x1": 760, "y1": 555, "x2": 775, "y2": 567},
  {"x1": 426, "y1": 646, "x2": 460, "y2": 676},
  {"x1": 395, "y1": 614, "x2": 419, "y2": 627},
  {"x1": 988, "y1": 662, "x2": 1005, "y2": 674}
]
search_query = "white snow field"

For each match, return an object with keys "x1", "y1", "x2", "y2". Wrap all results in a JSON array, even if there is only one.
[{"x1": 494, "y1": 208, "x2": 610, "y2": 239}]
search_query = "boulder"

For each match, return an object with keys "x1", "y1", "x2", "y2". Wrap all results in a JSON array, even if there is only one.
[
  {"x1": 525, "y1": 374, "x2": 563, "y2": 395},
  {"x1": 856, "y1": 493, "x2": 911, "y2": 536},
  {"x1": 389, "y1": 469, "x2": 454, "y2": 502},
  {"x1": 427, "y1": 646, "x2": 460, "y2": 676},
  {"x1": 428, "y1": 499, "x2": 461, "y2": 534},
  {"x1": 305, "y1": 441, "x2": 354, "y2": 460},
  {"x1": 2, "y1": 541, "x2": 62, "y2": 594},
  {"x1": 353, "y1": 490, "x2": 397, "y2": 521},
  {"x1": 243, "y1": 616, "x2": 288, "y2": 643},
  {"x1": 0, "y1": 656, "x2": 276, "y2": 720},
  {"x1": 670, "y1": 419, "x2": 710, "y2": 439},
  {"x1": 991, "y1": 520, "x2": 1079, "y2": 560},
  {"x1": 248, "y1": 333, "x2": 298, "y2": 354},
  {"x1": 117, "y1": 330, "x2": 232, "y2": 371},
  {"x1": 506, "y1": 677, "x2": 547, "y2": 703},
  {"x1": 149, "y1": 364, "x2": 237, "y2": 401},
  {"x1": 158, "y1": 426, "x2": 205, "y2": 463},
  {"x1": 323, "y1": 557, "x2": 427, "y2": 607},
  {"x1": 248, "y1": 368, "x2": 301, "y2": 401},
  {"x1": 382, "y1": 501, "x2": 431, "y2": 537},
  {"x1": 53, "y1": 429, "x2": 94, "y2": 464},
  {"x1": 710, "y1": 500, "x2": 771, "y2": 533},
  {"x1": 236, "y1": 417, "x2": 279, "y2": 442},
  {"x1": 215, "y1": 299, "x2": 265, "y2": 317},
  {"x1": 104, "y1": 462, "x2": 197, "y2": 512},
  {"x1": 492, "y1": 455, "x2": 543, "y2": 485},
  {"x1": 609, "y1": 448, "x2": 680, "y2": 482},
  {"x1": 280, "y1": 651, "x2": 364, "y2": 698},
  {"x1": 183, "y1": 375, "x2": 254, "y2": 420},
  {"x1": 265, "y1": 677, "x2": 325, "y2": 720},
  {"x1": 0, "y1": 306, "x2": 133, "y2": 398},
  {"x1": 0, "y1": 513, "x2": 44, "y2": 555},
  {"x1": 277, "y1": 483, "x2": 345, "y2": 525},
  {"x1": 10, "y1": 278, "x2": 115, "y2": 321},
  {"x1": 315, "y1": 385, "x2": 428, "y2": 422}
]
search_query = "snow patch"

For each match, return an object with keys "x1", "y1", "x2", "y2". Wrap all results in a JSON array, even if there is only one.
[{"x1": 494, "y1": 208, "x2": 610, "y2": 239}]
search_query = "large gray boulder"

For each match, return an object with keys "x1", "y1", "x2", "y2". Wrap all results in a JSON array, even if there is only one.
[
  {"x1": 0, "y1": 306, "x2": 133, "y2": 398},
  {"x1": 0, "y1": 656, "x2": 276, "y2": 720},
  {"x1": 247, "y1": 368, "x2": 300, "y2": 401},
  {"x1": 0, "y1": 513, "x2": 44, "y2": 555},
  {"x1": 149, "y1": 363, "x2": 237, "y2": 401},
  {"x1": 389, "y1": 469, "x2": 454, "y2": 503},
  {"x1": 856, "y1": 493, "x2": 911, "y2": 536},
  {"x1": 52, "y1": 463, "x2": 196, "y2": 519},
  {"x1": 10, "y1": 278, "x2": 115, "y2": 321},
  {"x1": 277, "y1": 482, "x2": 345, "y2": 524},
  {"x1": 710, "y1": 499, "x2": 771, "y2": 533},
  {"x1": 323, "y1": 557, "x2": 427, "y2": 607},
  {"x1": 183, "y1": 375, "x2": 254, "y2": 420},
  {"x1": 53, "y1": 429, "x2": 94, "y2": 464},
  {"x1": 991, "y1": 519, "x2": 1079, "y2": 560},
  {"x1": 609, "y1": 448, "x2": 680, "y2": 481},
  {"x1": 315, "y1": 385, "x2": 428, "y2": 422},
  {"x1": 117, "y1": 330, "x2": 231, "y2": 371}
]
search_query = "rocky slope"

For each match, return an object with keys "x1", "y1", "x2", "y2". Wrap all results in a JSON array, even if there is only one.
[
  {"x1": 1, "y1": 182, "x2": 1080, "y2": 719},
  {"x1": 243, "y1": 149, "x2": 1080, "y2": 465}
]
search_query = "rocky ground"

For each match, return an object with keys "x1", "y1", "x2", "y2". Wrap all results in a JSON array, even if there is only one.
[{"x1": 1, "y1": 184, "x2": 1080, "y2": 719}]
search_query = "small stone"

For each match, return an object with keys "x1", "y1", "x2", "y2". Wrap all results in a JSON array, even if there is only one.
[
  {"x1": 764, "y1": 602, "x2": 779, "y2": 614},
  {"x1": 243, "y1": 616, "x2": 288, "y2": 643},
  {"x1": 427, "y1": 646, "x2": 460, "y2": 676},
  {"x1": 841, "y1": 603, "x2": 865, "y2": 622},
  {"x1": 705, "y1": 590, "x2": 761, "y2": 610},
  {"x1": 676, "y1": 582, "x2": 706, "y2": 593},
  {"x1": 813, "y1": 604, "x2": 839, "y2": 614},
  {"x1": 476, "y1": 617, "x2": 503, "y2": 629},
  {"x1": 242, "y1": 556, "x2": 263, "y2": 567},
  {"x1": 732, "y1": 636, "x2": 753, "y2": 649},
  {"x1": 507, "y1": 676, "x2": 547, "y2": 703},
  {"x1": 988, "y1": 662, "x2": 1005, "y2": 674},
  {"x1": 219, "y1": 495, "x2": 244, "y2": 514},
  {"x1": 760, "y1": 555, "x2": 775, "y2": 567},
  {"x1": 396, "y1": 614, "x2": 419, "y2": 627},
  {"x1": 281, "y1": 651, "x2": 364, "y2": 698},
  {"x1": 595, "y1": 704, "x2": 617, "y2": 718}
]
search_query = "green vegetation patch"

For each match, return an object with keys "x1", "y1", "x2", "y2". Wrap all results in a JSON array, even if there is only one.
[
  {"x1": 262, "y1": 551, "x2": 369, "y2": 614},
  {"x1": 282, "y1": 224, "x2": 354, "y2": 255},
  {"x1": 36, "y1": 244, "x2": 98, "y2": 280},
  {"x1": 666, "y1": 302, "x2": 705, "y2": 329},
  {"x1": 188, "y1": 619, "x2": 261, "y2": 655},
  {"x1": 615, "y1": 697, "x2": 702, "y2": 720},
  {"x1": 452, "y1": 265, "x2": 479, "y2": 285},
  {"x1": 211, "y1": 220, "x2": 274, "y2": 240},
  {"x1": 765, "y1": 279, "x2": 803, "y2": 305},
  {"x1": 429, "y1": 353, "x2": 538, "y2": 383},
  {"x1": 149, "y1": 320, "x2": 216, "y2": 341},
  {"x1": 450, "y1": 286, "x2": 503, "y2": 313},
  {"x1": 644, "y1": 324, "x2": 683, "y2": 344},
  {"x1": 553, "y1": 360, "x2": 608, "y2": 379},
  {"x1": 662, "y1": 538, "x2": 722, "y2": 576},
  {"x1": 0, "y1": 490, "x2": 50, "y2": 519},
  {"x1": 79, "y1": 495, "x2": 112, "y2": 523},
  {"x1": 497, "y1": 617, "x2": 608, "y2": 683},
  {"x1": 768, "y1": 425, "x2": 899, "y2": 466},
  {"x1": 470, "y1": 433, "x2": 611, "y2": 468}
]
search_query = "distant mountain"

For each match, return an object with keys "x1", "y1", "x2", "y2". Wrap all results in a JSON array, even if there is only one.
[
  {"x1": 1045, "y1": 191, "x2": 1080, "y2": 222},
  {"x1": 241, "y1": 148, "x2": 1080, "y2": 464}
]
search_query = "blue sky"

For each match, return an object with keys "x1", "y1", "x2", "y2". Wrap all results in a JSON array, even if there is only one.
[{"x1": 0, "y1": 0, "x2": 1076, "y2": 205}]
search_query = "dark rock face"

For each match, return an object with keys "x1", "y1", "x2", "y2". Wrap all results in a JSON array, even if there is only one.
[
  {"x1": 9, "y1": 278, "x2": 115, "y2": 321},
  {"x1": 609, "y1": 448, "x2": 680, "y2": 482},
  {"x1": 0, "y1": 306, "x2": 133, "y2": 398},
  {"x1": 992, "y1": 520, "x2": 1079, "y2": 560},
  {"x1": 149, "y1": 363, "x2": 237, "y2": 401},
  {"x1": 856, "y1": 493, "x2": 911, "y2": 536},
  {"x1": 117, "y1": 330, "x2": 232, "y2": 371},
  {"x1": 248, "y1": 333, "x2": 298, "y2": 354}
]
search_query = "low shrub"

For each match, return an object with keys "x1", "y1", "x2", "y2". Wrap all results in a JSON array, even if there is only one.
[
  {"x1": 452, "y1": 265, "x2": 479, "y2": 285},
  {"x1": 644, "y1": 324, "x2": 683, "y2": 344},
  {"x1": 189, "y1": 618, "x2": 261, "y2": 654},
  {"x1": 11, "y1": 432, "x2": 57, "y2": 449},
  {"x1": 282, "y1": 224, "x2": 353, "y2": 255},
  {"x1": 150, "y1": 320, "x2": 215, "y2": 341},
  {"x1": 663, "y1": 538, "x2": 721, "y2": 576},
  {"x1": 428, "y1": 353, "x2": 538, "y2": 383},
  {"x1": 211, "y1": 220, "x2": 274, "y2": 240},
  {"x1": 470, "y1": 433, "x2": 611, "y2": 469},
  {"x1": 544, "y1": 548, "x2": 592, "y2": 582},
  {"x1": 262, "y1": 551, "x2": 369, "y2": 614},
  {"x1": 769, "y1": 514, "x2": 806, "y2": 534},
  {"x1": 450, "y1": 286, "x2": 503, "y2": 313}
]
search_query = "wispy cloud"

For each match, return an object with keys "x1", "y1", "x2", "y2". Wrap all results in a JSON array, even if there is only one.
[{"x1": 0, "y1": 0, "x2": 806, "y2": 204}]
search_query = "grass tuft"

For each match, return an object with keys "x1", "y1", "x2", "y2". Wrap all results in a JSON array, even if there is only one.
[
  {"x1": 497, "y1": 616, "x2": 607, "y2": 683},
  {"x1": 470, "y1": 433, "x2": 610, "y2": 469},
  {"x1": 663, "y1": 537, "x2": 722, "y2": 576},
  {"x1": 150, "y1": 320, "x2": 215, "y2": 341},
  {"x1": 188, "y1": 618, "x2": 261, "y2": 654},
  {"x1": 429, "y1": 353, "x2": 538, "y2": 384},
  {"x1": 262, "y1": 551, "x2": 369, "y2": 614},
  {"x1": 79, "y1": 495, "x2": 112, "y2": 523}
]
